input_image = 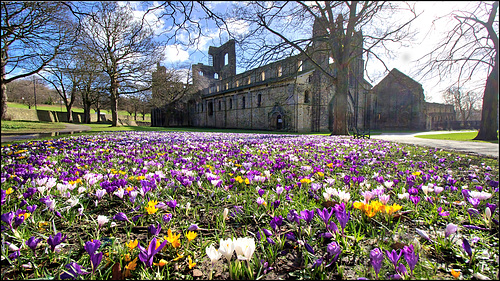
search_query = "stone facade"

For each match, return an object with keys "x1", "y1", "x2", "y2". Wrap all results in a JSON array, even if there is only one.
[
  {"x1": 188, "y1": 22, "x2": 370, "y2": 133},
  {"x1": 370, "y1": 68, "x2": 456, "y2": 131}
]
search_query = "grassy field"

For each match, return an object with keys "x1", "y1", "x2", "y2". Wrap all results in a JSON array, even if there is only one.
[
  {"x1": 415, "y1": 131, "x2": 498, "y2": 144},
  {"x1": 1, "y1": 120, "x2": 66, "y2": 133},
  {"x1": 6, "y1": 102, "x2": 151, "y2": 119}
]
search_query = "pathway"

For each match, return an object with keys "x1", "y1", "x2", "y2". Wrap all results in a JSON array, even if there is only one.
[{"x1": 1, "y1": 123, "x2": 92, "y2": 143}]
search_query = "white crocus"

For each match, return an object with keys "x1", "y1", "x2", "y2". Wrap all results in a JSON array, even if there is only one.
[
  {"x1": 206, "y1": 244, "x2": 222, "y2": 265},
  {"x1": 97, "y1": 215, "x2": 109, "y2": 228},
  {"x1": 234, "y1": 237, "x2": 256, "y2": 261},
  {"x1": 219, "y1": 238, "x2": 235, "y2": 261},
  {"x1": 223, "y1": 208, "x2": 229, "y2": 221}
]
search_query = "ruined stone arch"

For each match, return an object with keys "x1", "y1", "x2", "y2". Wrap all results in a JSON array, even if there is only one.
[{"x1": 268, "y1": 103, "x2": 285, "y2": 131}]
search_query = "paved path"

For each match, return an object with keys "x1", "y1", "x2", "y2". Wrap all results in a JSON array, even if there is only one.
[
  {"x1": 371, "y1": 131, "x2": 499, "y2": 159},
  {"x1": 1, "y1": 123, "x2": 92, "y2": 143}
]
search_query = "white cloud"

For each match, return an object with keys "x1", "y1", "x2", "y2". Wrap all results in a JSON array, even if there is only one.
[
  {"x1": 163, "y1": 45, "x2": 190, "y2": 62},
  {"x1": 226, "y1": 18, "x2": 249, "y2": 36}
]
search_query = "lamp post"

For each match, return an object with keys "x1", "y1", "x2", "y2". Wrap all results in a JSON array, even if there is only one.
[{"x1": 33, "y1": 75, "x2": 37, "y2": 110}]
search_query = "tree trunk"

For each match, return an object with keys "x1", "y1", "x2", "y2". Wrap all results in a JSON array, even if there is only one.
[
  {"x1": 474, "y1": 55, "x2": 498, "y2": 141},
  {"x1": 331, "y1": 65, "x2": 349, "y2": 135},
  {"x1": 1, "y1": 61, "x2": 7, "y2": 120},
  {"x1": 111, "y1": 93, "x2": 118, "y2": 126}
]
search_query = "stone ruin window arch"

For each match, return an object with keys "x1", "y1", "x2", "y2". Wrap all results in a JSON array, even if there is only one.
[
  {"x1": 224, "y1": 53, "x2": 228, "y2": 65},
  {"x1": 248, "y1": 76, "x2": 251, "y2": 85},
  {"x1": 198, "y1": 71, "x2": 203, "y2": 76},
  {"x1": 257, "y1": 94, "x2": 262, "y2": 107},
  {"x1": 298, "y1": 60, "x2": 303, "y2": 72},
  {"x1": 236, "y1": 80, "x2": 240, "y2": 87},
  {"x1": 219, "y1": 100, "x2": 221, "y2": 111},
  {"x1": 208, "y1": 101, "x2": 213, "y2": 116},
  {"x1": 261, "y1": 71, "x2": 265, "y2": 81},
  {"x1": 229, "y1": 98, "x2": 233, "y2": 109},
  {"x1": 214, "y1": 73, "x2": 219, "y2": 79},
  {"x1": 304, "y1": 90, "x2": 310, "y2": 103},
  {"x1": 242, "y1": 96, "x2": 246, "y2": 109},
  {"x1": 278, "y1": 65, "x2": 282, "y2": 77}
]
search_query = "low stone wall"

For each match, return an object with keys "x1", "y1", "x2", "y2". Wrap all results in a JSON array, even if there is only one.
[{"x1": 5, "y1": 107, "x2": 100, "y2": 123}]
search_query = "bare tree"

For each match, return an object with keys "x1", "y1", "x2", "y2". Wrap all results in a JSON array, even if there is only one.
[
  {"x1": 417, "y1": 1, "x2": 498, "y2": 140},
  {"x1": 230, "y1": 1, "x2": 418, "y2": 135},
  {"x1": 77, "y1": 2, "x2": 164, "y2": 126},
  {"x1": 443, "y1": 86, "x2": 483, "y2": 122},
  {"x1": 1, "y1": 2, "x2": 75, "y2": 119}
]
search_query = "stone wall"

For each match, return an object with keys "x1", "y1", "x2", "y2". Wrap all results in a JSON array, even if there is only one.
[{"x1": 5, "y1": 107, "x2": 101, "y2": 123}]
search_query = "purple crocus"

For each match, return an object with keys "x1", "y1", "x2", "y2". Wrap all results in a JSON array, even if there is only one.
[
  {"x1": 60, "y1": 262, "x2": 90, "y2": 280},
  {"x1": 138, "y1": 237, "x2": 169, "y2": 268},
  {"x1": 409, "y1": 195, "x2": 420, "y2": 206},
  {"x1": 403, "y1": 244, "x2": 419, "y2": 275},
  {"x1": 113, "y1": 212, "x2": 130, "y2": 223},
  {"x1": 287, "y1": 209, "x2": 301, "y2": 225},
  {"x1": 437, "y1": 206, "x2": 449, "y2": 217},
  {"x1": 85, "y1": 239, "x2": 103, "y2": 274},
  {"x1": 285, "y1": 232, "x2": 297, "y2": 242},
  {"x1": 166, "y1": 199, "x2": 177, "y2": 210},
  {"x1": 47, "y1": 232, "x2": 67, "y2": 252},
  {"x1": 148, "y1": 223, "x2": 162, "y2": 236},
  {"x1": 311, "y1": 257, "x2": 323, "y2": 269},
  {"x1": 386, "y1": 249, "x2": 402, "y2": 270},
  {"x1": 187, "y1": 224, "x2": 199, "y2": 231},
  {"x1": 462, "y1": 238, "x2": 473, "y2": 258},
  {"x1": 262, "y1": 228, "x2": 273, "y2": 237},
  {"x1": 397, "y1": 263, "x2": 407, "y2": 277},
  {"x1": 370, "y1": 248, "x2": 384, "y2": 278},
  {"x1": 335, "y1": 204, "x2": 350, "y2": 235},
  {"x1": 162, "y1": 213, "x2": 172, "y2": 224},
  {"x1": 316, "y1": 207, "x2": 334, "y2": 227},
  {"x1": 26, "y1": 236, "x2": 41, "y2": 256},
  {"x1": 1, "y1": 211, "x2": 14, "y2": 228},
  {"x1": 326, "y1": 241, "x2": 342, "y2": 266},
  {"x1": 269, "y1": 215, "x2": 283, "y2": 231},
  {"x1": 445, "y1": 223, "x2": 458, "y2": 238},
  {"x1": 300, "y1": 209, "x2": 314, "y2": 224},
  {"x1": 304, "y1": 242, "x2": 315, "y2": 254}
]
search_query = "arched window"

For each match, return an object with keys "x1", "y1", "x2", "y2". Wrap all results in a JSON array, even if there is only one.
[
  {"x1": 257, "y1": 94, "x2": 262, "y2": 107},
  {"x1": 214, "y1": 73, "x2": 219, "y2": 79},
  {"x1": 298, "y1": 60, "x2": 303, "y2": 72},
  {"x1": 304, "y1": 90, "x2": 310, "y2": 103},
  {"x1": 208, "y1": 101, "x2": 213, "y2": 116},
  {"x1": 261, "y1": 71, "x2": 265, "y2": 81},
  {"x1": 219, "y1": 100, "x2": 221, "y2": 111},
  {"x1": 278, "y1": 65, "x2": 282, "y2": 77},
  {"x1": 224, "y1": 53, "x2": 229, "y2": 65},
  {"x1": 248, "y1": 77, "x2": 251, "y2": 84},
  {"x1": 242, "y1": 96, "x2": 246, "y2": 109},
  {"x1": 229, "y1": 98, "x2": 233, "y2": 109},
  {"x1": 236, "y1": 80, "x2": 240, "y2": 87},
  {"x1": 198, "y1": 71, "x2": 203, "y2": 76}
]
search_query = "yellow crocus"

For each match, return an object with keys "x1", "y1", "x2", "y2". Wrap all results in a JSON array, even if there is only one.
[
  {"x1": 450, "y1": 269, "x2": 460, "y2": 279},
  {"x1": 6, "y1": 188, "x2": 14, "y2": 195},
  {"x1": 126, "y1": 239, "x2": 138, "y2": 250},
  {"x1": 154, "y1": 259, "x2": 168, "y2": 267},
  {"x1": 187, "y1": 255, "x2": 196, "y2": 269},
  {"x1": 186, "y1": 231, "x2": 197, "y2": 242}
]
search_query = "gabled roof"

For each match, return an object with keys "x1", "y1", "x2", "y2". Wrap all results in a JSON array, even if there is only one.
[{"x1": 372, "y1": 68, "x2": 422, "y2": 92}]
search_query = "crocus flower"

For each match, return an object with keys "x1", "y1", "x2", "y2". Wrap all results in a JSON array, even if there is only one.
[
  {"x1": 113, "y1": 212, "x2": 130, "y2": 223},
  {"x1": 1, "y1": 211, "x2": 14, "y2": 228},
  {"x1": 462, "y1": 238, "x2": 473, "y2": 258},
  {"x1": 163, "y1": 213, "x2": 172, "y2": 223},
  {"x1": 187, "y1": 224, "x2": 199, "y2": 231},
  {"x1": 25, "y1": 236, "x2": 41, "y2": 255},
  {"x1": 148, "y1": 223, "x2": 162, "y2": 236},
  {"x1": 335, "y1": 204, "x2": 350, "y2": 235},
  {"x1": 60, "y1": 262, "x2": 90, "y2": 280},
  {"x1": 316, "y1": 207, "x2": 334, "y2": 227},
  {"x1": 234, "y1": 237, "x2": 256, "y2": 261},
  {"x1": 370, "y1": 248, "x2": 384, "y2": 278},
  {"x1": 269, "y1": 215, "x2": 283, "y2": 231},
  {"x1": 300, "y1": 209, "x2": 314, "y2": 224},
  {"x1": 445, "y1": 223, "x2": 458, "y2": 238},
  {"x1": 386, "y1": 249, "x2": 402, "y2": 270},
  {"x1": 166, "y1": 199, "x2": 177, "y2": 210},
  {"x1": 138, "y1": 237, "x2": 168, "y2": 268},
  {"x1": 403, "y1": 244, "x2": 419, "y2": 275},
  {"x1": 304, "y1": 242, "x2": 315, "y2": 254},
  {"x1": 437, "y1": 206, "x2": 450, "y2": 217},
  {"x1": 326, "y1": 241, "x2": 342, "y2": 265},
  {"x1": 397, "y1": 263, "x2": 407, "y2": 277},
  {"x1": 97, "y1": 215, "x2": 109, "y2": 228},
  {"x1": 206, "y1": 244, "x2": 222, "y2": 265},
  {"x1": 219, "y1": 238, "x2": 235, "y2": 261},
  {"x1": 47, "y1": 232, "x2": 67, "y2": 252},
  {"x1": 84, "y1": 239, "x2": 101, "y2": 256}
]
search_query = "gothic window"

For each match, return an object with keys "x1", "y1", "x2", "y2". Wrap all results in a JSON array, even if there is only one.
[
  {"x1": 278, "y1": 65, "x2": 282, "y2": 77},
  {"x1": 242, "y1": 96, "x2": 246, "y2": 109},
  {"x1": 226, "y1": 82, "x2": 229, "y2": 90},
  {"x1": 230, "y1": 98, "x2": 233, "y2": 109},
  {"x1": 248, "y1": 76, "x2": 251, "y2": 84},
  {"x1": 214, "y1": 73, "x2": 219, "y2": 79},
  {"x1": 261, "y1": 71, "x2": 265, "y2": 81},
  {"x1": 257, "y1": 94, "x2": 262, "y2": 107},
  {"x1": 308, "y1": 75, "x2": 313, "y2": 83},
  {"x1": 298, "y1": 60, "x2": 303, "y2": 72},
  {"x1": 198, "y1": 71, "x2": 203, "y2": 76},
  {"x1": 217, "y1": 85, "x2": 220, "y2": 92},
  {"x1": 219, "y1": 100, "x2": 221, "y2": 111},
  {"x1": 224, "y1": 53, "x2": 229, "y2": 65},
  {"x1": 304, "y1": 90, "x2": 310, "y2": 103},
  {"x1": 236, "y1": 80, "x2": 239, "y2": 87}
]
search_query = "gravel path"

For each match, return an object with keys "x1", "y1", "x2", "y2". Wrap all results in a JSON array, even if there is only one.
[{"x1": 371, "y1": 131, "x2": 499, "y2": 159}]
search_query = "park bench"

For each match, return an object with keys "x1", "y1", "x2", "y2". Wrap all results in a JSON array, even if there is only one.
[{"x1": 349, "y1": 126, "x2": 371, "y2": 139}]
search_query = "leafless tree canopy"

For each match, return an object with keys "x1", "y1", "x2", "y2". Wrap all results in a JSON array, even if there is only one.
[
  {"x1": 443, "y1": 86, "x2": 483, "y2": 122},
  {"x1": 229, "y1": 1, "x2": 418, "y2": 134},
  {"x1": 416, "y1": 1, "x2": 498, "y2": 140}
]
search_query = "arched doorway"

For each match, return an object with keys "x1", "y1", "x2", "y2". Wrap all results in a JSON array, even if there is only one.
[{"x1": 276, "y1": 114, "x2": 283, "y2": 130}]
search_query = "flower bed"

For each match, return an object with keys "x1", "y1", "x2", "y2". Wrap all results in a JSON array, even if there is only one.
[{"x1": 1, "y1": 131, "x2": 498, "y2": 280}]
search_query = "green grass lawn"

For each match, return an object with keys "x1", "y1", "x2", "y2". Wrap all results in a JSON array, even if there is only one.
[
  {"x1": 415, "y1": 131, "x2": 498, "y2": 144},
  {"x1": 1, "y1": 120, "x2": 66, "y2": 133}
]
